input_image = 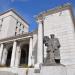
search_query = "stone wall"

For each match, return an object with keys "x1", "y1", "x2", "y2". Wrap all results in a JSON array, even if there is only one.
[
  {"x1": 0, "y1": 10, "x2": 29, "y2": 39},
  {"x1": 43, "y1": 9, "x2": 75, "y2": 65},
  {"x1": 1, "y1": 65, "x2": 75, "y2": 75}
]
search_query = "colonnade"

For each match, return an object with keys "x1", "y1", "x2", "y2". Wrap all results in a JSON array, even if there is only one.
[{"x1": 0, "y1": 37, "x2": 33, "y2": 67}]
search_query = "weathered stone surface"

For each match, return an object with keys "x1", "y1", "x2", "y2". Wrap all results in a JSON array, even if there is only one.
[
  {"x1": 43, "y1": 34, "x2": 60, "y2": 65},
  {"x1": 1, "y1": 65, "x2": 75, "y2": 75},
  {"x1": 0, "y1": 71, "x2": 17, "y2": 75}
]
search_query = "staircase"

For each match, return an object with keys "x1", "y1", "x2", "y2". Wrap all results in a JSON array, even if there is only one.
[
  {"x1": 28, "y1": 65, "x2": 67, "y2": 75},
  {"x1": 0, "y1": 71, "x2": 17, "y2": 75},
  {"x1": 0, "y1": 65, "x2": 75, "y2": 75},
  {"x1": 0, "y1": 68, "x2": 27, "y2": 75}
]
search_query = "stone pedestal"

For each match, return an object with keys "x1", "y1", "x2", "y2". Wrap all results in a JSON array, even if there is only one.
[
  {"x1": 43, "y1": 50, "x2": 56, "y2": 66},
  {"x1": 41, "y1": 65, "x2": 66, "y2": 75}
]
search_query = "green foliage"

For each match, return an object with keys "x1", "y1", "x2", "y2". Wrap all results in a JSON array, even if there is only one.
[
  {"x1": 0, "y1": 65, "x2": 7, "y2": 67},
  {"x1": 20, "y1": 64, "x2": 28, "y2": 68},
  {"x1": 20, "y1": 64, "x2": 34, "y2": 68}
]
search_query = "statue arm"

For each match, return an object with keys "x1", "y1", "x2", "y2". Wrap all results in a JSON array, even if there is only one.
[
  {"x1": 56, "y1": 38, "x2": 61, "y2": 48},
  {"x1": 58, "y1": 44, "x2": 60, "y2": 48}
]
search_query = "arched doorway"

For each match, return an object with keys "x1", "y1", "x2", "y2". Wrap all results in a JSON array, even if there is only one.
[
  {"x1": 6, "y1": 47, "x2": 12, "y2": 67},
  {"x1": 20, "y1": 44, "x2": 29, "y2": 66}
]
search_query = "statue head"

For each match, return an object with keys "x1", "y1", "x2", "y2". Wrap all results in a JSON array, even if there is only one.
[
  {"x1": 43, "y1": 36, "x2": 50, "y2": 43},
  {"x1": 43, "y1": 36, "x2": 50, "y2": 46},
  {"x1": 50, "y1": 34, "x2": 55, "y2": 39}
]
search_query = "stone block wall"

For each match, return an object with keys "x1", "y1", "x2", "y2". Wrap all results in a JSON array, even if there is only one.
[{"x1": 44, "y1": 9, "x2": 75, "y2": 65}]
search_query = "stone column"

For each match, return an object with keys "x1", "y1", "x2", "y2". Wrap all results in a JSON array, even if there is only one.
[
  {"x1": 34, "y1": 18, "x2": 44, "y2": 72},
  {"x1": 37, "y1": 20, "x2": 44, "y2": 65},
  {"x1": 15, "y1": 44, "x2": 21, "y2": 67},
  {"x1": 10, "y1": 41, "x2": 17, "y2": 67},
  {"x1": 28, "y1": 37, "x2": 33, "y2": 66},
  {"x1": 0, "y1": 44, "x2": 3, "y2": 64},
  {"x1": 1, "y1": 47, "x2": 8, "y2": 65}
]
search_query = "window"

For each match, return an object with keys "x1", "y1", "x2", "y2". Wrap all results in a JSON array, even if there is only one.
[
  {"x1": 16, "y1": 26, "x2": 18, "y2": 30},
  {"x1": 20, "y1": 23, "x2": 21, "y2": 26},
  {"x1": 2, "y1": 18, "x2": 3, "y2": 22},
  {"x1": 16, "y1": 21, "x2": 18, "y2": 24},
  {"x1": 19, "y1": 29, "x2": 21, "y2": 32},
  {"x1": 0, "y1": 18, "x2": 3, "y2": 31},
  {"x1": 23, "y1": 25, "x2": 24, "y2": 28},
  {"x1": 15, "y1": 32, "x2": 17, "y2": 36},
  {"x1": 0, "y1": 25, "x2": 2, "y2": 31},
  {"x1": 22, "y1": 31, "x2": 24, "y2": 34}
]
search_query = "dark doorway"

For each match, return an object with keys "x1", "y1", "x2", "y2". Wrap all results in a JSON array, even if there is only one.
[
  {"x1": 20, "y1": 44, "x2": 29, "y2": 66},
  {"x1": 6, "y1": 47, "x2": 12, "y2": 67}
]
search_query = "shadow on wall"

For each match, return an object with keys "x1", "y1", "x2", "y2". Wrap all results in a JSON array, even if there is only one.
[{"x1": 70, "y1": 8, "x2": 75, "y2": 32}]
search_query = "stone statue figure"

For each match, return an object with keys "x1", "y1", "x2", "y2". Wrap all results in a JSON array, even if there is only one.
[{"x1": 43, "y1": 34, "x2": 60, "y2": 65}]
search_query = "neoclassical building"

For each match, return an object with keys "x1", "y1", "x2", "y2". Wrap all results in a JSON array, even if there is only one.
[
  {"x1": 0, "y1": 9, "x2": 36, "y2": 67},
  {"x1": 0, "y1": 4, "x2": 75, "y2": 75}
]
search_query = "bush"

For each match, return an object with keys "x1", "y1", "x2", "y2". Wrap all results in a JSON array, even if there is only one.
[
  {"x1": 20, "y1": 64, "x2": 28, "y2": 68},
  {"x1": 0, "y1": 65, "x2": 7, "y2": 67},
  {"x1": 19, "y1": 64, "x2": 34, "y2": 68}
]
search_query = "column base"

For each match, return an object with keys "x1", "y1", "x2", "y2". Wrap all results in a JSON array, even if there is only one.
[{"x1": 34, "y1": 63, "x2": 41, "y2": 73}]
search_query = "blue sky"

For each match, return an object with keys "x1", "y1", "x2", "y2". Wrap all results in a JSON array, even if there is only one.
[{"x1": 0, "y1": 0, "x2": 75, "y2": 31}]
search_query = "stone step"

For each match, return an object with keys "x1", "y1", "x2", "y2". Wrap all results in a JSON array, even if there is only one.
[
  {"x1": 28, "y1": 65, "x2": 67, "y2": 75},
  {"x1": 41, "y1": 65, "x2": 66, "y2": 75},
  {"x1": 0, "y1": 71, "x2": 17, "y2": 75}
]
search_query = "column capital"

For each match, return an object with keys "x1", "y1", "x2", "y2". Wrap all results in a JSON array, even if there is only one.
[
  {"x1": 36, "y1": 13, "x2": 45, "y2": 20},
  {"x1": 30, "y1": 37, "x2": 33, "y2": 39},
  {"x1": 36, "y1": 19, "x2": 44, "y2": 24},
  {"x1": 13, "y1": 40, "x2": 17, "y2": 42}
]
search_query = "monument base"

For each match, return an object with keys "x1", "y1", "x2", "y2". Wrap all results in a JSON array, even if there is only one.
[
  {"x1": 40, "y1": 65, "x2": 66, "y2": 75},
  {"x1": 28, "y1": 65, "x2": 66, "y2": 75},
  {"x1": 0, "y1": 65, "x2": 75, "y2": 75},
  {"x1": 42, "y1": 63, "x2": 64, "y2": 66}
]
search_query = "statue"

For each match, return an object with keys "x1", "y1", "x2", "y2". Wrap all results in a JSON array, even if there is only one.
[{"x1": 43, "y1": 34, "x2": 60, "y2": 65}]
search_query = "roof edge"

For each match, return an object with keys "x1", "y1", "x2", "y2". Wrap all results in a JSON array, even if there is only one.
[
  {"x1": 0, "y1": 8, "x2": 30, "y2": 26},
  {"x1": 35, "y1": 3, "x2": 72, "y2": 20}
]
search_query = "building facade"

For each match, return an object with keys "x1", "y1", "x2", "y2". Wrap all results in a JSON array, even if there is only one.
[
  {"x1": 0, "y1": 4, "x2": 75, "y2": 75},
  {"x1": 0, "y1": 10, "x2": 29, "y2": 39},
  {"x1": 0, "y1": 9, "x2": 38, "y2": 68}
]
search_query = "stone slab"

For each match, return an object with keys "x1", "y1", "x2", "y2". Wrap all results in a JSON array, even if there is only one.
[{"x1": 1, "y1": 65, "x2": 75, "y2": 75}]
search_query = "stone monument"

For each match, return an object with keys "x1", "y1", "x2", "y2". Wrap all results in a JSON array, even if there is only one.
[{"x1": 43, "y1": 34, "x2": 60, "y2": 65}]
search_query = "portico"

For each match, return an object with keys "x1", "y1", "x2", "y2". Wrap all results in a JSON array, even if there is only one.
[{"x1": 0, "y1": 33, "x2": 33, "y2": 67}]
